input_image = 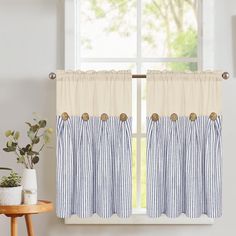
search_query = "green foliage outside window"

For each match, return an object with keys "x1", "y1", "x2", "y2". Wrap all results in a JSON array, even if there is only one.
[{"x1": 83, "y1": 0, "x2": 198, "y2": 71}]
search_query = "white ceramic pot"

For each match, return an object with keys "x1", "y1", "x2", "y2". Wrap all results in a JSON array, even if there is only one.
[
  {"x1": 0, "y1": 186, "x2": 22, "y2": 205},
  {"x1": 22, "y1": 169, "x2": 37, "y2": 205}
]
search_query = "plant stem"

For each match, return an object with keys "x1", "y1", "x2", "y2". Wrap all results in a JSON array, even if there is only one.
[
  {"x1": 38, "y1": 144, "x2": 45, "y2": 153},
  {"x1": 26, "y1": 155, "x2": 31, "y2": 169},
  {"x1": 14, "y1": 151, "x2": 27, "y2": 168}
]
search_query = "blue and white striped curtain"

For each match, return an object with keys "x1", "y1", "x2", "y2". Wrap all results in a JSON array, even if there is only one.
[
  {"x1": 56, "y1": 70, "x2": 132, "y2": 218},
  {"x1": 146, "y1": 71, "x2": 222, "y2": 218}
]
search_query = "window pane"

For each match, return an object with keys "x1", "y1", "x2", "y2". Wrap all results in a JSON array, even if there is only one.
[
  {"x1": 132, "y1": 79, "x2": 137, "y2": 133},
  {"x1": 142, "y1": 0, "x2": 198, "y2": 58},
  {"x1": 80, "y1": 62, "x2": 136, "y2": 71},
  {"x1": 141, "y1": 79, "x2": 146, "y2": 133},
  {"x1": 142, "y1": 62, "x2": 198, "y2": 73},
  {"x1": 132, "y1": 138, "x2": 137, "y2": 209},
  {"x1": 141, "y1": 138, "x2": 146, "y2": 208},
  {"x1": 80, "y1": 0, "x2": 137, "y2": 58}
]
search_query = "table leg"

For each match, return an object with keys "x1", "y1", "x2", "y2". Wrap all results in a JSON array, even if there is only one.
[
  {"x1": 25, "y1": 214, "x2": 34, "y2": 236},
  {"x1": 11, "y1": 217, "x2": 17, "y2": 236}
]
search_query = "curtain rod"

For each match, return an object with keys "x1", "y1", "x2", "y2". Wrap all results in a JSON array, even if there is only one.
[{"x1": 48, "y1": 72, "x2": 230, "y2": 80}]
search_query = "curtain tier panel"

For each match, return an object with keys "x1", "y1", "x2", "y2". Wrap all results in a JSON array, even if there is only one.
[
  {"x1": 56, "y1": 71, "x2": 132, "y2": 218},
  {"x1": 146, "y1": 71, "x2": 222, "y2": 218}
]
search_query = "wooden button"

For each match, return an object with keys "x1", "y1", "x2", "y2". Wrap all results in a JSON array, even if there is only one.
[
  {"x1": 61, "y1": 112, "x2": 69, "y2": 121},
  {"x1": 101, "y1": 113, "x2": 109, "y2": 121},
  {"x1": 189, "y1": 113, "x2": 197, "y2": 121},
  {"x1": 81, "y1": 113, "x2": 89, "y2": 121},
  {"x1": 170, "y1": 113, "x2": 178, "y2": 121},
  {"x1": 120, "y1": 113, "x2": 128, "y2": 122},
  {"x1": 210, "y1": 112, "x2": 218, "y2": 121},
  {"x1": 151, "y1": 113, "x2": 159, "y2": 122}
]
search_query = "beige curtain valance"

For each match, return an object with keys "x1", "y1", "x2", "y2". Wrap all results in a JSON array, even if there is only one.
[
  {"x1": 56, "y1": 70, "x2": 132, "y2": 117},
  {"x1": 147, "y1": 71, "x2": 222, "y2": 117}
]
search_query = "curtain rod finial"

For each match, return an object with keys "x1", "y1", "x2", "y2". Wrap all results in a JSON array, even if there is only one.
[
  {"x1": 49, "y1": 72, "x2": 56, "y2": 80},
  {"x1": 222, "y1": 72, "x2": 229, "y2": 80}
]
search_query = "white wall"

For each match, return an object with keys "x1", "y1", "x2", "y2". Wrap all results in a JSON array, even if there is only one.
[{"x1": 0, "y1": 0, "x2": 236, "y2": 235}]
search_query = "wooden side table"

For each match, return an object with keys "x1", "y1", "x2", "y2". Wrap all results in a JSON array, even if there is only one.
[{"x1": 0, "y1": 200, "x2": 53, "y2": 236}]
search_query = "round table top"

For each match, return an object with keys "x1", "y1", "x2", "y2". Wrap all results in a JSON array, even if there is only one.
[{"x1": 0, "y1": 200, "x2": 53, "y2": 215}]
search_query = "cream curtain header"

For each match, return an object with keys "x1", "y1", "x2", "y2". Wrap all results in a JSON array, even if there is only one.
[
  {"x1": 147, "y1": 71, "x2": 222, "y2": 116},
  {"x1": 56, "y1": 70, "x2": 132, "y2": 116}
]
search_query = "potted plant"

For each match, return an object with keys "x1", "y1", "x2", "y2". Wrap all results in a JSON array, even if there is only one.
[
  {"x1": 3, "y1": 115, "x2": 53, "y2": 204},
  {"x1": 0, "y1": 170, "x2": 22, "y2": 205}
]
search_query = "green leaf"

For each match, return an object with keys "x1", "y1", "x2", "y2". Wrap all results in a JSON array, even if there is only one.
[
  {"x1": 14, "y1": 131, "x2": 20, "y2": 140},
  {"x1": 32, "y1": 137, "x2": 40, "y2": 144},
  {"x1": 5, "y1": 130, "x2": 12, "y2": 137},
  {"x1": 9, "y1": 146, "x2": 16, "y2": 152},
  {"x1": 32, "y1": 156, "x2": 39, "y2": 164},
  {"x1": 3, "y1": 147, "x2": 11, "y2": 152},
  {"x1": 27, "y1": 130, "x2": 35, "y2": 140},
  {"x1": 25, "y1": 144, "x2": 32, "y2": 151},
  {"x1": 30, "y1": 124, "x2": 39, "y2": 133},
  {"x1": 7, "y1": 141, "x2": 17, "y2": 148},
  {"x1": 43, "y1": 134, "x2": 50, "y2": 144},
  {"x1": 31, "y1": 150, "x2": 39, "y2": 155},
  {"x1": 0, "y1": 167, "x2": 12, "y2": 171},
  {"x1": 19, "y1": 149, "x2": 25, "y2": 155},
  {"x1": 39, "y1": 120, "x2": 47, "y2": 128},
  {"x1": 25, "y1": 122, "x2": 32, "y2": 127},
  {"x1": 3, "y1": 146, "x2": 16, "y2": 152},
  {"x1": 17, "y1": 156, "x2": 25, "y2": 164},
  {"x1": 12, "y1": 142, "x2": 17, "y2": 147},
  {"x1": 46, "y1": 128, "x2": 53, "y2": 134},
  {"x1": 7, "y1": 141, "x2": 12, "y2": 147}
]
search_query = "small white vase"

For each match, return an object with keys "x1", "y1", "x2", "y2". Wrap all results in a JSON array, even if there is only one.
[
  {"x1": 22, "y1": 169, "x2": 37, "y2": 205},
  {"x1": 0, "y1": 186, "x2": 22, "y2": 205}
]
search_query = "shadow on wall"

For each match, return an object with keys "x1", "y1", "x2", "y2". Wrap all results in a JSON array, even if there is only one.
[{"x1": 232, "y1": 15, "x2": 236, "y2": 77}]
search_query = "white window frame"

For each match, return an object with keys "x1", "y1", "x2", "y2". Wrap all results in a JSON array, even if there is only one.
[{"x1": 64, "y1": 0, "x2": 215, "y2": 225}]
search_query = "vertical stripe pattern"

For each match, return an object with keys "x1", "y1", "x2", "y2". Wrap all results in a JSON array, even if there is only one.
[
  {"x1": 56, "y1": 116, "x2": 132, "y2": 218},
  {"x1": 147, "y1": 116, "x2": 222, "y2": 218}
]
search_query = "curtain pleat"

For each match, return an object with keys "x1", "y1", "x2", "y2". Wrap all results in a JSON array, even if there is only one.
[
  {"x1": 146, "y1": 118, "x2": 163, "y2": 217},
  {"x1": 166, "y1": 118, "x2": 183, "y2": 217},
  {"x1": 72, "y1": 117, "x2": 93, "y2": 218},
  {"x1": 185, "y1": 118, "x2": 203, "y2": 217},
  {"x1": 94, "y1": 117, "x2": 132, "y2": 218},
  {"x1": 56, "y1": 117, "x2": 74, "y2": 218},
  {"x1": 116, "y1": 118, "x2": 132, "y2": 217},
  {"x1": 95, "y1": 118, "x2": 113, "y2": 218},
  {"x1": 146, "y1": 116, "x2": 222, "y2": 218},
  {"x1": 205, "y1": 116, "x2": 222, "y2": 218}
]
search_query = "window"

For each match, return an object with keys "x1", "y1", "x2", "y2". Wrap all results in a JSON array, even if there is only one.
[{"x1": 65, "y1": 0, "x2": 214, "y2": 224}]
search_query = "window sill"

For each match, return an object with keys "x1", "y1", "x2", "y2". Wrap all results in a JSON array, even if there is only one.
[{"x1": 65, "y1": 210, "x2": 214, "y2": 225}]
